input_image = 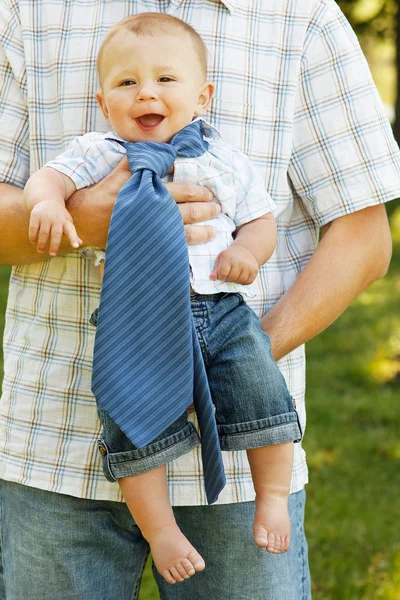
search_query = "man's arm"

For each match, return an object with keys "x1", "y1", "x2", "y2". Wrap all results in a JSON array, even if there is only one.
[
  {"x1": 0, "y1": 162, "x2": 221, "y2": 265},
  {"x1": 0, "y1": 183, "x2": 41, "y2": 265},
  {"x1": 261, "y1": 204, "x2": 392, "y2": 361}
]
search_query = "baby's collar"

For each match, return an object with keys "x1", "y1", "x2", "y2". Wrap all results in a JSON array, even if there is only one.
[{"x1": 192, "y1": 116, "x2": 222, "y2": 140}]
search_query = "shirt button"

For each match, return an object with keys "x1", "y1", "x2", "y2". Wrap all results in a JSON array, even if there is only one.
[{"x1": 98, "y1": 443, "x2": 107, "y2": 456}]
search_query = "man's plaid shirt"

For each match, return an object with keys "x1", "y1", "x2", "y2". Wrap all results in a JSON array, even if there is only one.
[{"x1": 1, "y1": 0, "x2": 400, "y2": 505}]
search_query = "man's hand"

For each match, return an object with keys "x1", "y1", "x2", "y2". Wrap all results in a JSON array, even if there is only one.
[
  {"x1": 165, "y1": 181, "x2": 220, "y2": 244},
  {"x1": 29, "y1": 200, "x2": 82, "y2": 256},
  {"x1": 210, "y1": 246, "x2": 259, "y2": 284},
  {"x1": 66, "y1": 158, "x2": 131, "y2": 249},
  {"x1": 67, "y1": 159, "x2": 220, "y2": 248}
]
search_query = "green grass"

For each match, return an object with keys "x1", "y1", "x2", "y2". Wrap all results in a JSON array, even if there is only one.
[
  {"x1": 1, "y1": 202, "x2": 399, "y2": 599},
  {"x1": 304, "y1": 200, "x2": 400, "y2": 600}
]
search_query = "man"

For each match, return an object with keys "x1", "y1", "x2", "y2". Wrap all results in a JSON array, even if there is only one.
[{"x1": 0, "y1": 0, "x2": 397, "y2": 598}]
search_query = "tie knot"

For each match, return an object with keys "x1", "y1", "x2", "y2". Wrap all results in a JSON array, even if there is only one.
[
  {"x1": 125, "y1": 142, "x2": 177, "y2": 178},
  {"x1": 124, "y1": 120, "x2": 209, "y2": 177}
]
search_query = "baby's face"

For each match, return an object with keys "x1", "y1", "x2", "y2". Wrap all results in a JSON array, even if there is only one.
[{"x1": 96, "y1": 31, "x2": 214, "y2": 143}]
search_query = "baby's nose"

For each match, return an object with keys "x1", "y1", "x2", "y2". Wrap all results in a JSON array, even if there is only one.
[{"x1": 137, "y1": 85, "x2": 158, "y2": 101}]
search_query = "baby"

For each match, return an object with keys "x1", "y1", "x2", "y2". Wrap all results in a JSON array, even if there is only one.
[{"x1": 24, "y1": 13, "x2": 301, "y2": 585}]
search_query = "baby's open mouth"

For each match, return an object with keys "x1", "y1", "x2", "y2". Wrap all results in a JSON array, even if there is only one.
[{"x1": 136, "y1": 114, "x2": 165, "y2": 128}]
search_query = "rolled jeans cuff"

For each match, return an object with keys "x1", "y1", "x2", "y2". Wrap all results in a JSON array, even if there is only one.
[
  {"x1": 98, "y1": 422, "x2": 200, "y2": 482},
  {"x1": 218, "y1": 413, "x2": 302, "y2": 451}
]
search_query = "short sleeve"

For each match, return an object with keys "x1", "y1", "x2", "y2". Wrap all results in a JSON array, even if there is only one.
[
  {"x1": 45, "y1": 133, "x2": 126, "y2": 189},
  {"x1": 288, "y1": 0, "x2": 400, "y2": 227},
  {"x1": 0, "y1": 0, "x2": 30, "y2": 188},
  {"x1": 232, "y1": 148, "x2": 276, "y2": 227}
]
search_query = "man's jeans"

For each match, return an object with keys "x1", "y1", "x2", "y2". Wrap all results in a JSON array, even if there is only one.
[{"x1": 0, "y1": 480, "x2": 311, "y2": 599}]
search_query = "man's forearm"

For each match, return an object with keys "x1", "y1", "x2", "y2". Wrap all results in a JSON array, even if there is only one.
[
  {"x1": 0, "y1": 176, "x2": 220, "y2": 265},
  {"x1": 262, "y1": 205, "x2": 392, "y2": 361},
  {"x1": 0, "y1": 183, "x2": 50, "y2": 265}
]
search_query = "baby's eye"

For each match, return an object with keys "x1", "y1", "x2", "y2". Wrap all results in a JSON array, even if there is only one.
[
  {"x1": 158, "y1": 76, "x2": 174, "y2": 83},
  {"x1": 119, "y1": 80, "x2": 136, "y2": 87}
]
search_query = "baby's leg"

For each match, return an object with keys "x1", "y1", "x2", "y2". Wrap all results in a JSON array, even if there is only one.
[
  {"x1": 119, "y1": 466, "x2": 205, "y2": 584},
  {"x1": 200, "y1": 295, "x2": 300, "y2": 554},
  {"x1": 247, "y1": 442, "x2": 293, "y2": 554}
]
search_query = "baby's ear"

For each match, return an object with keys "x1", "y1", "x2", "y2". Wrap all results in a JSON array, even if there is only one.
[
  {"x1": 195, "y1": 81, "x2": 215, "y2": 115},
  {"x1": 95, "y1": 89, "x2": 109, "y2": 119}
]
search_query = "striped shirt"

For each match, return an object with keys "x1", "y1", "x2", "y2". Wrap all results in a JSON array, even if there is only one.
[
  {"x1": 45, "y1": 119, "x2": 275, "y2": 297},
  {"x1": 1, "y1": 0, "x2": 400, "y2": 505}
]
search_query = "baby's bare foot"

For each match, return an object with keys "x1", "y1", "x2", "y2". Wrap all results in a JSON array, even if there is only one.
[
  {"x1": 253, "y1": 493, "x2": 290, "y2": 554},
  {"x1": 148, "y1": 524, "x2": 205, "y2": 584}
]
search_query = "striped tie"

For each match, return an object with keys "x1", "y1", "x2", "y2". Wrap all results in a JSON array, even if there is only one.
[{"x1": 91, "y1": 120, "x2": 225, "y2": 504}]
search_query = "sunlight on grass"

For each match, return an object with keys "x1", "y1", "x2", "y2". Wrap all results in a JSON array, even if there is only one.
[
  {"x1": 390, "y1": 205, "x2": 400, "y2": 243},
  {"x1": 352, "y1": 0, "x2": 384, "y2": 22},
  {"x1": 369, "y1": 353, "x2": 400, "y2": 384},
  {"x1": 307, "y1": 448, "x2": 338, "y2": 470},
  {"x1": 379, "y1": 442, "x2": 400, "y2": 461},
  {"x1": 363, "y1": 549, "x2": 400, "y2": 599},
  {"x1": 364, "y1": 205, "x2": 400, "y2": 384}
]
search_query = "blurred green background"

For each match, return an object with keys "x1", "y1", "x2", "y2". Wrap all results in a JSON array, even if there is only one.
[{"x1": 1, "y1": 1, "x2": 400, "y2": 598}]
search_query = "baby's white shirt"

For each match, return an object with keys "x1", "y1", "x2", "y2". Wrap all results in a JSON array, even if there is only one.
[{"x1": 45, "y1": 119, "x2": 275, "y2": 296}]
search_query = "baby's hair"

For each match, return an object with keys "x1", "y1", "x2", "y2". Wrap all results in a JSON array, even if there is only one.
[{"x1": 97, "y1": 13, "x2": 208, "y2": 85}]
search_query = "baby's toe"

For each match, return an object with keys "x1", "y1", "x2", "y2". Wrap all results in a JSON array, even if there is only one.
[
  {"x1": 187, "y1": 549, "x2": 205, "y2": 572},
  {"x1": 266, "y1": 532, "x2": 276, "y2": 553},
  {"x1": 275, "y1": 536, "x2": 284, "y2": 554},
  {"x1": 170, "y1": 567, "x2": 184, "y2": 583},
  {"x1": 254, "y1": 526, "x2": 268, "y2": 548},
  {"x1": 163, "y1": 570, "x2": 177, "y2": 585},
  {"x1": 180, "y1": 558, "x2": 196, "y2": 577},
  {"x1": 273, "y1": 535, "x2": 282, "y2": 553},
  {"x1": 176, "y1": 561, "x2": 191, "y2": 579}
]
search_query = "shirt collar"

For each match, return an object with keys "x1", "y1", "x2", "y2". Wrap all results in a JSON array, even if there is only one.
[
  {"x1": 218, "y1": 0, "x2": 235, "y2": 14},
  {"x1": 169, "y1": 0, "x2": 235, "y2": 13},
  {"x1": 193, "y1": 116, "x2": 222, "y2": 140}
]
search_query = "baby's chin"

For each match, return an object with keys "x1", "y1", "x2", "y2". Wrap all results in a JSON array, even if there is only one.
[{"x1": 119, "y1": 128, "x2": 183, "y2": 144}]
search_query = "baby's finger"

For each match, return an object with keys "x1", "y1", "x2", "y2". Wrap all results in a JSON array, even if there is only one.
[
  {"x1": 64, "y1": 221, "x2": 82, "y2": 250},
  {"x1": 224, "y1": 263, "x2": 242, "y2": 282},
  {"x1": 28, "y1": 215, "x2": 40, "y2": 244},
  {"x1": 36, "y1": 225, "x2": 51, "y2": 253},
  {"x1": 48, "y1": 224, "x2": 64, "y2": 257},
  {"x1": 210, "y1": 256, "x2": 220, "y2": 280},
  {"x1": 217, "y1": 260, "x2": 233, "y2": 282},
  {"x1": 242, "y1": 270, "x2": 257, "y2": 285}
]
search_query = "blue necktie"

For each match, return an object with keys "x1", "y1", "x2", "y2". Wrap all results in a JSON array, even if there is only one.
[{"x1": 91, "y1": 121, "x2": 226, "y2": 504}]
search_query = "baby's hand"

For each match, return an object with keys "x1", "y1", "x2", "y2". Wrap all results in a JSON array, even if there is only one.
[
  {"x1": 29, "y1": 200, "x2": 82, "y2": 256},
  {"x1": 210, "y1": 246, "x2": 259, "y2": 285}
]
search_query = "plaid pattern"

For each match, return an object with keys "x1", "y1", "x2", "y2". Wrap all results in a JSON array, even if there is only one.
[
  {"x1": 45, "y1": 120, "x2": 274, "y2": 297},
  {"x1": 1, "y1": 0, "x2": 400, "y2": 505}
]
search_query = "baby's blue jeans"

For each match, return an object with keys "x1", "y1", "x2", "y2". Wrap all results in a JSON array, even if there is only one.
[
  {"x1": 0, "y1": 479, "x2": 311, "y2": 599},
  {"x1": 94, "y1": 293, "x2": 302, "y2": 481}
]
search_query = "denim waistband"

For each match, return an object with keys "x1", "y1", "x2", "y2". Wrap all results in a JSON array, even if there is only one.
[{"x1": 189, "y1": 292, "x2": 227, "y2": 302}]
